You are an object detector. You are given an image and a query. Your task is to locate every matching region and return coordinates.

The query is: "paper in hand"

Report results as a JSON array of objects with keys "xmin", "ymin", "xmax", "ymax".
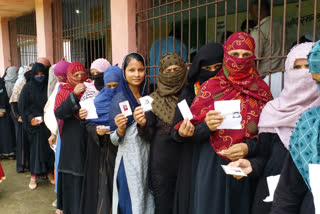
[
  {"xmin": 119, "ymin": 101, "xmax": 133, "ymax": 117},
  {"xmin": 50, "ymin": 144, "xmax": 57, "ymax": 153},
  {"xmin": 309, "ymin": 164, "xmax": 320, "ymax": 214},
  {"xmin": 79, "ymin": 98, "xmax": 98, "ymax": 119},
  {"xmin": 35, "ymin": 116, "xmax": 43, "ymax": 124},
  {"xmin": 221, "ymin": 165, "xmax": 247, "ymax": 177},
  {"xmin": 263, "ymin": 175, "xmax": 280, "ymax": 202},
  {"xmin": 214, "ymin": 100, "xmax": 242, "ymax": 129},
  {"xmin": 177, "ymin": 99, "xmax": 193, "ymax": 120},
  {"xmin": 139, "ymin": 96, "xmax": 154, "ymax": 112}
]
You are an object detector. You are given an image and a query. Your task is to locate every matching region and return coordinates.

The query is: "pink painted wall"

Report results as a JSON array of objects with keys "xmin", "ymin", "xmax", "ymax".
[
  {"xmin": 110, "ymin": 0, "xmax": 137, "ymax": 66},
  {"xmin": 0, "ymin": 17, "xmax": 11, "ymax": 77},
  {"xmin": 35, "ymin": 0, "xmax": 53, "ymax": 64}
]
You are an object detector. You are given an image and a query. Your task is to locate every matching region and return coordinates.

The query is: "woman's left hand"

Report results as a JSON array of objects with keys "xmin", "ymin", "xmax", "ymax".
[
  {"xmin": 96, "ymin": 125, "xmax": 110, "ymax": 136},
  {"xmin": 219, "ymin": 143, "xmax": 248, "ymax": 161},
  {"xmin": 79, "ymin": 108, "xmax": 88, "ymax": 120},
  {"xmin": 133, "ymin": 106, "xmax": 146, "ymax": 127}
]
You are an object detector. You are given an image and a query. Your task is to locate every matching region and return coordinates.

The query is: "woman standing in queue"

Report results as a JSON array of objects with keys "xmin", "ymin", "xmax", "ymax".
[
  {"xmin": 135, "ymin": 53, "xmax": 187, "ymax": 214},
  {"xmin": 109, "ymin": 53, "xmax": 154, "ymax": 214},
  {"xmin": 88, "ymin": 65, "xmax": 122, "ymax": 214},
  {"xmin": 171, "ymin": 43, "xmax": 224, "ymax": 214},
  {"xmin": 229, "ymin": 42, "xmax": 320, "ymax": 214},
  {"xmin": 18, "ymin": 62, "xmax": 55, "ymax": 189},
  {"xmin": 173, "ymin": 32, "xmax": 272, "ymax": 214},
  {"xmin": 54, "ymin": 62, "xmax": 88, "ymax": 214}
]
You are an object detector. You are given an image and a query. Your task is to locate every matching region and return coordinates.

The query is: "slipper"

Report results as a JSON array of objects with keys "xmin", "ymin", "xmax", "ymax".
[
  {"xmin": 29, "ymin": 177, "xmax": 37, "ymax": 190},
  {"xmin": 52, "ymin": 199, "xmax": 57, "ymax": 207}
]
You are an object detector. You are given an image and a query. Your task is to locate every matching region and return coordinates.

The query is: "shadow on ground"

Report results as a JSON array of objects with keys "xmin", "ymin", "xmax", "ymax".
[{"xmin": 0, "ymin": 160, "xmax": 56, "ymax": 214}]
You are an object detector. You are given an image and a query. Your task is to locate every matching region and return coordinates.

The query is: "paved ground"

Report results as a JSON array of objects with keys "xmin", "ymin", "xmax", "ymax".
[{"xmin": 0, "ymin": 160, "xmax": 56, "ymax": 214}]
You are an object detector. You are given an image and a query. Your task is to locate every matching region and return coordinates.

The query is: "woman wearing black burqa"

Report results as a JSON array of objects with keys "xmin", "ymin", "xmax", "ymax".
[
  {"xmin": 170, "ymin": 43, "xmax": 224, "ymax": 214},
  {"xmin": 0, "ymin": 75, "xmax": 16, "ymax": 159},
  {"xmin": 10, "ymin": 66, "xmax": 32, "ymax": 172},
  {"xmin": 18, "ymin": 62, "xmax": 54, "ymax": 189}
]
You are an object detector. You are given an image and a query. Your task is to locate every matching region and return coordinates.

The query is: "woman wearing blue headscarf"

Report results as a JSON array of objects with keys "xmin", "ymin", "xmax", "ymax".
[
  {"xmin": 79, "ymin": 66, "xmax": 121, "ymax": 214},
  {"xmin": 109, "ymin": 53, "xmax": 155, "ymax": 214},
  {"xmin": 269, "ymin": 41, "xmax": 320, "ymax": 214}
]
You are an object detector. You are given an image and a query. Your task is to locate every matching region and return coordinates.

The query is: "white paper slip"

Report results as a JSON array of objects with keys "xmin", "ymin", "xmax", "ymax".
[
  {"xmin": 79, "ymin": 98, "xmax": 98, "ymax": 119},
  {"xmin": 119, "ymin": 100, "xmax": 133, "ymax": 117},
  {"xmin": 50, "ymin": 144, "xmax": 56, "ymax": 153},
  {"xmin": 100, "ymin": 126, "xmax": 110, "ymax": 130},
  {"xmin": 214, "ymin": 100, "xmax": 242, "ymax": 129},
  {"xmin": 309, "ymin": 164, "xmax": 320, "ymax": 214},
  {"xmin": 177, "ymin": 99, "xmax": 193, "ymax": 120},
  {"xmin": 221, "ymin": 165, "xmax": 247, "ymax": 177},
  {"xmin": 263, "ymin": 175, "xmax": 281, "ymax": 202},
  {"xmin": 35, "ymin": 116, "xmax": 43, "ymax": 123},
  {"xmin": 139, "ymin": 96, "xmax": 154, "ymax": 112}
]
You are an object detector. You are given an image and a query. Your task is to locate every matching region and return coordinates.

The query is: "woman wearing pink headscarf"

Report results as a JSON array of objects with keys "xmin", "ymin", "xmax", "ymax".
[{"xmin": 229, "ymin": 42, "xmax": 320, "ymax": 214}]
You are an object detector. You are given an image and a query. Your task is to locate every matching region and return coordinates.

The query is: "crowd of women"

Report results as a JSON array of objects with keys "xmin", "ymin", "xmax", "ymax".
[{"xmin": 0, "ymin": 32, "xmax": 319, "ymax": 214}]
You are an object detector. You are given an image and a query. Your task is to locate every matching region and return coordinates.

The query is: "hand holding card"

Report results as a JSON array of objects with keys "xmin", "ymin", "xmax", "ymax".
[
  {"xmin": 177, "ymin": 99, "xmax": 193, "ymax": 120},
  {"xmin": 119, "ymin": 101, "xmax": 133, "ymax": 117},
  {"xmin": 139, "ymin": 96, "xmax": 154, "ymax": 112},
  {"xmin": 221, "ymin": 165, "xmax": 247, "ymax": 177},
  {"xmin": 214, "ymin": 100, "xmax": 242, "ymax": 129}
]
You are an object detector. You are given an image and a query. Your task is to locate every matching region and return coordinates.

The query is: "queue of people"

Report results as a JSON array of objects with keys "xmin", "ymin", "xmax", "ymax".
[{"xmin": 0, "ymin": 31, "xmax": 319, "ymax": 214}]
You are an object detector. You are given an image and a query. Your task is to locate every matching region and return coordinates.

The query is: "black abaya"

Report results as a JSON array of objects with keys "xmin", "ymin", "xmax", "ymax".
[
  {"xmin": 10, "ymin": 102, "xmax": 30, "ymax": 172},
  {"xmin": 18, "ymin": 65, "xmax": 54, "ymax": 175},
  {"xmin": 55, "ymin": 92, "xmax": 87, "ymax": 214},
  {"xmin": 0, "ymin": 79, "xmax": 16, "ymax": 156},
  {"xmin": 138, "ymin": 111, "xmax": 181, "ymax": 214}
]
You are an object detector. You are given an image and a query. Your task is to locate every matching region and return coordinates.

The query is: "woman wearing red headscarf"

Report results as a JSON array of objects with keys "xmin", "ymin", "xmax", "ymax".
[
  {"xmin": 54, "ymin": 62, "xmax": 88, "ymax": 214},
  {"xmin": 172, "ymin": 32, "xmax": 272, "ymax": 214}
]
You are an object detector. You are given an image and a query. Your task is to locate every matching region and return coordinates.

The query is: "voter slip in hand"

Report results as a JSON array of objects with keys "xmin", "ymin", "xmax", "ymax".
[
  {"xmin": 139, "ymin": 96, "xmax": 154, "ymax": 112},
  {"xmin": 119, "ymin": 101, "xmax": 133, "ymax": 117},
  {"xmin": 214, "ymin": 100, "xmax": 242, "ymax": 129},
  {"xmin": 79, "ymin": 98, "xmax": 98, "ymax": 119},
  {"xmin": 221, "ymin": 165, "xmax": 247, "ymax": 177},
  {"xmin": 177, "ymin": 99, "xmax": 193, "ymax": 120}
]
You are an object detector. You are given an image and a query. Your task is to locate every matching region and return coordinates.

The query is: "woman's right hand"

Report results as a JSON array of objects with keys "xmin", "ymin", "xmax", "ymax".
[
  {"xmin": 178, "ymin": 119, "xmax": 195, "ymax": 137},
  {"xmin": 18, "ymin": 116, "xmax": 22, "ymax": 123},
  {"xmin": 31, "ymin": 118, "xmax": 41, "ymax": 126},
  {"xmin": 133, "ymin": 106, "xmax": 146, "ymax": 127},
  {"xmin": 0, "ymin": 112, "xmax": 4, "ymax": 117},
  {"xmin": 205, "ymin": 110, "xmax": 224, "ymax": 131},
  {"xmin": 73, "ymin": 83, "xmax": 86, "ymax": 95},
  {"xmin": 114, "ymin": 113, "xmax": 128, "ymax": 137},
  {"xmin": 228, "ymin": 159, "xmax": 253, "ymax": 180}
]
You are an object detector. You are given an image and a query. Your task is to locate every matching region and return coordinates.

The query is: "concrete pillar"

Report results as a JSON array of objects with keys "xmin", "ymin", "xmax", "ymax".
[
  {"xmin": 110, "ymin": 0, "xmax": 137, "ymax": 65},
  {"xmin": 35, "ymin": 0, "xmax": 54, "ymax": 64},
  {"xmin": 0, "ymin": 17, "xmax": 11, "ymax": 77}
]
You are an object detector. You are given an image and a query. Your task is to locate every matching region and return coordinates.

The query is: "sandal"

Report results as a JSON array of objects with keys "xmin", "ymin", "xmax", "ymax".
[
  {"xmin": 29, "ymin": 177, "xmax": 37, "ymax": 190},
  {"xmin": 48, "ymin": 172, "xmax": 55, "ymax": 185},
  {"xmin": 52, "ymin": 199, "xmax": 57, "ymax": 207}
]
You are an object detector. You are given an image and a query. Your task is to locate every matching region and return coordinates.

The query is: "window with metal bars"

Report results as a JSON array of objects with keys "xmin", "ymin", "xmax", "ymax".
[
  {"xmin": 52, "ymin": 0, "xmax": 112, "ymax": 74},
  {"xmin": 9, "ymin": 11, "xmax": 37, "ymax": 68},
  {"xmin": 136, "ymin": 0, "xmax": 319, "ymax": 93}
]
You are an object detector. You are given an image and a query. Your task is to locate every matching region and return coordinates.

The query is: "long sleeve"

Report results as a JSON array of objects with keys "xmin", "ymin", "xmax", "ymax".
[
  {"xmin": 10, "ymin": 102, "xmax": 20, "ymax": 120},
  {"xmin": 248, "ymin": 133, "xmax": 275, "ymax": 177},
  {"xmin": 270, "ymin": 154, "xmax": 310, "ymax": 214},
  {"xmin": 55, "ymin": 93, "xmax": 80, "ymax": 120},
  {"xmin": 137, "ymin": 111, "xmax": 157, "ymax": 142},
  {"xmin": 171, "ymin": 122, "xmax": 213, "ymax": 144},
  {"xmin": 18, "ymin": 84, "xmax": 34, "ymax": 123}
]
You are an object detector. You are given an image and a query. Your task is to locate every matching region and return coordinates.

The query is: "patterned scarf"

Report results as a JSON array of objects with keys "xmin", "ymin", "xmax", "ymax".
[
  {"xmin": 175, "ymin": 32, "xmax": 272, "ymax": 160},
  {"xmin": 290, "ymin": 41, "xmax": 320, "ymax": 190},
  {"xmin": 150, "ymin": 53, "xmax": 187, "ymax": 125},
  {"xmin": 54, "ymin": 62, "xmax": 87, "ymax": 133}
]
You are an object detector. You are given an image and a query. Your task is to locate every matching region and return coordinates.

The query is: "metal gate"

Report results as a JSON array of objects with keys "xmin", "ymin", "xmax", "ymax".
[
  {"xmin": 52, "ymin": 0, "xmax": 112, "ymax": 70},
  {"xmin": 136, "ymin": 0, "xmax": 319, "ymax": 91}
]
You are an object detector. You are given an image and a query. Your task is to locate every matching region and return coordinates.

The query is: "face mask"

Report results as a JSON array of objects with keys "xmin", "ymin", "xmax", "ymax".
[
  {"xmin": 93, "ymin": 73, "xmax": 104, "ymax": 91},
  {"xmin": 34, "ymin": 75, "xmax": 45, "ymax": 83},
  {"xmin": 198, "ymin": 68, "xmax": 220, "ymax": 85}
]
